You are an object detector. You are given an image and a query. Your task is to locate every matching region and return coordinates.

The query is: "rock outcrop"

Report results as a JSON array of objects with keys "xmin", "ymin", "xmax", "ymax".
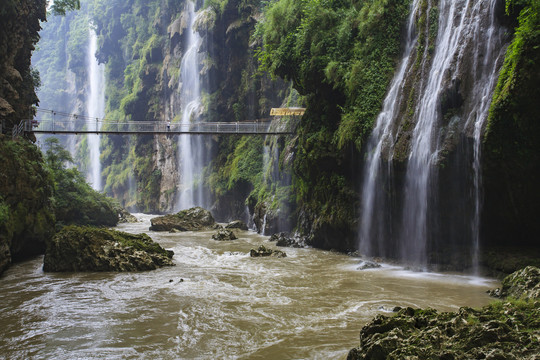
[
  {"xmin": 250, "ymin": 245, "xmax": 287, "ymax": 258},
  {"xmin": 225, "ymin": 220, "xmax": 248, "ymax": 231},
  {"xmin": 488, "ymin": 265, "xmax": 540, "ymax": 300},
  {"xmin": 43, "ymin": 226, "xmax": 174, "ymax": 272},
  {"xmin": 149, "ymin": 207, "xmax": 216, "ymax": 232},
  {"xmin": 269, "ymin": 232, "xmax": 305, "ymax": 248},
  {"xmin": 212, "ymin": 228, "xmax": 237, "ymax": 241},
  {"xmin": 347, "ymin": 267, "xmax": 540, "ymax": 360}
]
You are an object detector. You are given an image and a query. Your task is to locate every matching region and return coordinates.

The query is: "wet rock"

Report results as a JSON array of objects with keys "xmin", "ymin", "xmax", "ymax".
[
  {"xmin": 347, "ymin": 267, "xmax": 540, "ymax": 360},
  {"xmin": 488, "ymin": 266, "xmax": 540, "ymax": 300},
  {"xmin": 225, "ymin": 220, "xmax": 248, "ymax": 231},
  {"xmin": 117, "ymin": 207, "xmax": 138, "ymax": 223},
  {"xmin": 357, "ymin": 260, "xmax": 382, "ymax": 270},
  {"xmin": 269, "ymin": 232, "xmax": 305, "ymax": 248},
  {"xmin": 43, "ymin": 226, "xmax": 174, "ymax": 272},
  {"xmin": 149, "ymin": 207, "xmax": 216, "ymax": 232},
  {"xmin": 250, "ymin": 245, "xmax": 287, "ymax": 258},
  {"xmin": 212, "ymin": 228, "xmax": 238, "ymax": 241}
]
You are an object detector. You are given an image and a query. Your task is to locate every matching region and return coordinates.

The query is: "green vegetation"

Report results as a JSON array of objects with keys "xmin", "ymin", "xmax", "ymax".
[
  {"xmin": 44, "ymin": 137, "xmax": 118, "ymax": 227},
  {"xmin": 483, "ymin": 0, "xmax": 540, "ymax": 244},
  {"xmin": 0, "ymin": 136, "xmax": 55, "ymax": 264},
  {"xmin": 255, "ymin": 0, "xmax": 410, "ymax": 244},
  {"xmin": 50, "ymin": 0, "xmax": 81, "ymax": 16}
]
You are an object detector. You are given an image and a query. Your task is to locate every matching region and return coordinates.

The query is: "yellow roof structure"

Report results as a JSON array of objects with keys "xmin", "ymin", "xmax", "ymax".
[{"xmin": 270, "ymin": 107, "xmax": 306, "ymax": 116}]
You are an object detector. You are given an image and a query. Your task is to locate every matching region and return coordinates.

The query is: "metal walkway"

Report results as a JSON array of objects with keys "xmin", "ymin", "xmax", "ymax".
[{"xmin": 11, "ymin": 108, "xmax": 304, "ymax": 139}]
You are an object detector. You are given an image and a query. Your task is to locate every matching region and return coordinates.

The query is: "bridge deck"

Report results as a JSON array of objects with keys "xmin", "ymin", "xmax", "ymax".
[{"xmin": 23, "ymin": 119, "xmax": 294, "ymax": 136}]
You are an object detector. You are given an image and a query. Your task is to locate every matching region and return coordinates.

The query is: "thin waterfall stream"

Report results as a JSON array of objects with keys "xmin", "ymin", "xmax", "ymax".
[
  {"xmin": 86, "ymin": 27, "xmax": 105, "ymax": 191},
  {"xmin": 176, "ymin": 0, "xmax": 205, "ymax": 210}
]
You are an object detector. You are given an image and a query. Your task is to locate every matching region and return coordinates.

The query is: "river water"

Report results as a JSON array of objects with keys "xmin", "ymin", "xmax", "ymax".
[{"xmin": 0, "ymin": 214, "xmax": 498, "ymax": 359}]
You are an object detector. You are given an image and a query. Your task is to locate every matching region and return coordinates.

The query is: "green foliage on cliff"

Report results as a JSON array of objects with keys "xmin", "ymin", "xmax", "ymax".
[
  {"xmin": 207, "ymin": 136, "xmax": 263, "ymax": 197},
  {"xmin": 483, "ymin": 0, "xmax": 540, "ymax": 243},
  {"xmin": 257, "ymin": 0, "xmax": 410, "ymax": 244},
  {"xmin": 0, "ymin": 136, "xmax": 55, "ymax": 261},
  {"xmin": 44, "ymin": 137, "xmax": 118, "ymax": 227},
  {"xmin": 258, "ymin": 0, "xmax": 410, "ymax": 149}
]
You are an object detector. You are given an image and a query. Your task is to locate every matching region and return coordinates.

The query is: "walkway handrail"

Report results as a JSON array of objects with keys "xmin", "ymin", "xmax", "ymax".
[
  {"xmin": 12, "ymin": 120, "xmax": 25, "ymax": 140},
  {"xmin": 23, "ymin": 118, "xmax": 294, "ymax": 135}
]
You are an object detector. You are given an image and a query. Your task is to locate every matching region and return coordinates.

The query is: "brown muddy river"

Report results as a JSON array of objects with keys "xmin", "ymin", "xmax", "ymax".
[{"xmin": 0, "ymin": 214, "xmax": 498, "ymax": 359}]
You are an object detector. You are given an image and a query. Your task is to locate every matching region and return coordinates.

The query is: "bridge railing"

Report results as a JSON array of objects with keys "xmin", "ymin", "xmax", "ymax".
[
  {"xmin": 24, "ymin": 119, "xmax": 289, "ymax": 134},
  {"xmin": 25, "ymin": 119, "xmax": 296, "ymax": 134}
]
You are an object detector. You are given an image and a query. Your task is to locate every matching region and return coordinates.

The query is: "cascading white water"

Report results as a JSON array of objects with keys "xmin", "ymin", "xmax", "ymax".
[
  {"xmin": 359, "ymin": 0, "xmax": 507, "ymax": 269},
  {"xmin": 464, "ymin": 0, "xmax": 507, "ymax": 273},
  {"xmin": 177, "ymin": 1, "xmax": 204, "ymax": 210},
  {"xmin": 359, "ymin": 0, "xmax": 421, "ymax": 258},
  {"xmin": 400, "ymin": 0, "xmax": 473, "ymax": 266},
  {"xmin": 86, "ymin": 28, "xmax": 105, "ymax": 191}
]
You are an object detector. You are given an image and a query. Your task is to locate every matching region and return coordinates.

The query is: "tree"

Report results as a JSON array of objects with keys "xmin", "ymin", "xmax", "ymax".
[{"xmin": 50, "ymin": 0, "xmax": 80, "ymax": 16}]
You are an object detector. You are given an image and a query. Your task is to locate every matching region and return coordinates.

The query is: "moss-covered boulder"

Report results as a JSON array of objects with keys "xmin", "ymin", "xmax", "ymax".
[
  {"xmin": 149, "ymin": 207, "xmax": 216, "ymax": 232},
  {"xmin": 489, "ymin": 266, "xmax": 540, "ymax": 300},
  {"xmin": 347, "ymin": 267, "xmax": 540, "ymax": 360},
  {"xmin": 43, "ymin": 226, "xmax": 174, "ymax": 272}
]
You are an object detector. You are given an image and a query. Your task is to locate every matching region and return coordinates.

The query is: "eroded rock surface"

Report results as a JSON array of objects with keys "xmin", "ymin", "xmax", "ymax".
[{"xmin": 347, "ymin": 267, "xmax": 540, "ymax": 360}]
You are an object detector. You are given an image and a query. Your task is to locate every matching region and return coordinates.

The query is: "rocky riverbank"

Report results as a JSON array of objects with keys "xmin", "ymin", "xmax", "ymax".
[
  {"xmin": 43, "ymin": 226, "xmax": 174, "ymax": 272},
  {"xmin": 347, "ymin": 266, "xmax": 540, "ymax": 360}
]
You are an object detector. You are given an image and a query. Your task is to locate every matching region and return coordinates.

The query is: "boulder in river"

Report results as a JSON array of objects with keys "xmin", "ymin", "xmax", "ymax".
[
  {"xmin": 225, "ymin": 220, "xmax": 248, "ymax": 231},
  {"xmin": 269, "ymin": 232, "xmax": 305, "ymax": 248},
  {"xmin": 117, "ymin": 207, "xmax": 138, "ymax": 223},
  {"xmin": 250, "ymin": 245, "xmax": 287, "ymax": 258},
  {"xmin": 347, "ymin": 266, "xmax": 540, "ymax": 360},
  {"xmin": 43, "ymin": 226, "xmax": 174, "ymax": 272},
  {"xmin": 212, "ymin": 228, "xmax": 238, "ymax": 241},
  {"xmin": 356, "ymin": 260, "xmax": 381, "ymax": 270},
  {"xmin": 149, "ymin": 207, "xmax": 216, "ymax": 232}
]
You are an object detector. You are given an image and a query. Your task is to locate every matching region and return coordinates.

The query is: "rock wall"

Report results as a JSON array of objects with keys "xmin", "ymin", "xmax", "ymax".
[
  {"xmin": 0, "ymin": 137, "xmax": 55, "ymax": 275},
  {"xmin": 0, "ymin": 0, "xmax": 46, "ymax": 132}
]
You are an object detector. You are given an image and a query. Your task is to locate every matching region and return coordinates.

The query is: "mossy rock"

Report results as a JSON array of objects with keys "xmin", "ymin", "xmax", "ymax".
[
  {"xmin": 43, "ymin": 226, "xmax": 174, "ymax": 272},
  {"xmin": 348, "ymin": 268, "xmax": 540, "ymax": 360},
  {"xmin": 149, "ymin": 207, "xmax": 216, "ymax": 232},
  {"xmin": 489, "ymin": 266, "xmax": 540, "ymax": 300}
]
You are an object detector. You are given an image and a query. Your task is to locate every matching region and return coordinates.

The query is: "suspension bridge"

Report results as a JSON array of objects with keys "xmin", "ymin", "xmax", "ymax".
[{"xmin": 12, "ymin": 107, "xmax": 305, "ymax": 139}]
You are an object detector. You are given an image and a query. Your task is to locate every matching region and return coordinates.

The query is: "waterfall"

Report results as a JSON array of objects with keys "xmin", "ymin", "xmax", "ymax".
[
  {"xmin": 86, "ymin": 28, "xmax": 105, "ymax": 191},
  {"xmin": 359, "ymin": 0, "xmax": 421, "ymax": 258},
  {"xmin": 465, "ymin": 0, "xmax": 507, "ymax": 273},
  {"xmin": 177, "ymin": 1, "xmax": 204, "ymax": 210},
  {"xmin": 359, "ymin": 0, "xmax": 507, "ymax": 269}
]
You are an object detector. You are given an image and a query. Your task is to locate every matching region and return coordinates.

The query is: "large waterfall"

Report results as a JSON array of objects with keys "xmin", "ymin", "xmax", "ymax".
[
  {"xmin": 176, "ymin": 1, "xmax": 205, "ymax": 210},
  {"xmin": 86, "ymin": 28, "xmax": 105, "ymax": 191},
  {"xmin": 359, "ymin": 0, "xmax": 507, "ymax": 269}
]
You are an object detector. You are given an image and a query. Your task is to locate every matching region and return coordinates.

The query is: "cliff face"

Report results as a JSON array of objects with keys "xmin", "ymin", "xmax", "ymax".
[
  {"xmin": 0, "ymin": 137, "xmax": 55, "ymax": 275},
  {"xmin": 0, "ymin": 0, "xmax": 52, "ymax": 275},
  {"xmin": 0, "ymin": 0, "xmax": 46, "ymax": 132}
]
